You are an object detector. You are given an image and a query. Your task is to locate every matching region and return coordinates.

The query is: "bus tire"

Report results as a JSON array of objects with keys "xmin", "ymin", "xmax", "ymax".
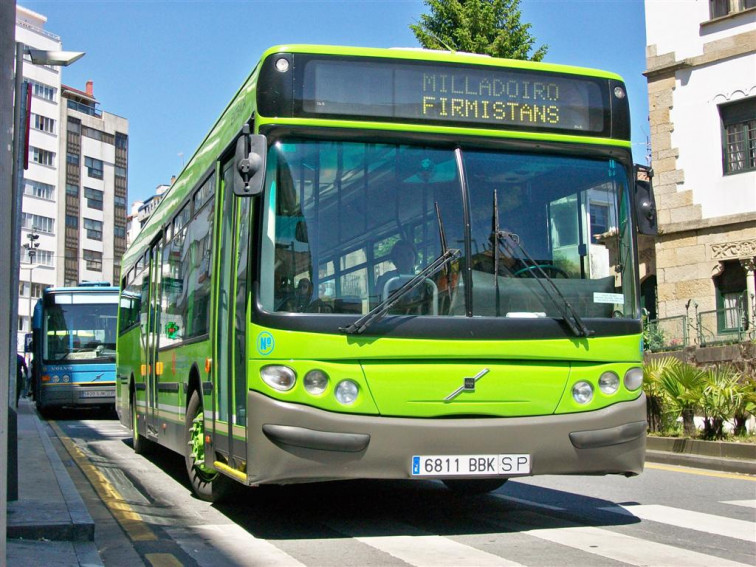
[
  {"xmin": 442, "ymin": 478, "xmax": 508, "ymax": 494},
  {"xmin": 185, "ymin": 390, "xmax": 230, "ymax": 502},
  {"xmin": 131, "ymin": 392, "xmax": 150, "ymax": 455}
]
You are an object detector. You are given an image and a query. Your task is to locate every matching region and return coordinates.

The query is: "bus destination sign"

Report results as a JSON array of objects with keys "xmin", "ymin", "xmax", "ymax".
[{"xmin": 302, "ymin": 59, "xmax": 607, "ymax": 134}]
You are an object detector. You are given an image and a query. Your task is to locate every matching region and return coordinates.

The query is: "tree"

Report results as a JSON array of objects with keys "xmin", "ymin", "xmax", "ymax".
[{"xmin": 410, "ymin": 0, "xmax": 548, "ymax": 61}]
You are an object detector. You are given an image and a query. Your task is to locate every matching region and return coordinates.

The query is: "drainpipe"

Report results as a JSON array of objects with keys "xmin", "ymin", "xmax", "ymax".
[{"xmin": 741, "ymin": 259, "xmax": 756, "ymax": 335}]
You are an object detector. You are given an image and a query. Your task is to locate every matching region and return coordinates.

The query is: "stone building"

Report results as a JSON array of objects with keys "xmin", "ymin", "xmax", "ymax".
[{"xmin": 644, "ymin": 0, "xmax": 755, "ymax": 345}]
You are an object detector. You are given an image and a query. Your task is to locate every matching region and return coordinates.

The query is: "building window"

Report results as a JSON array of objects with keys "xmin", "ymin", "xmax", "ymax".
[
  {"xmin": 83, "ymin": 249, "xmax": 103, "ymax": 272},
  {"xmin": 66, "ymin": 152, "xmax": 79, "ymax": 165},
  {"xmin": 18, "ymin": 316, "xmax": 29, "ymax": 333},
  {"xmin": 720, "ymin": 98, "xmax": 756, "ymax": 174},
  {"xmin": 31, "ymin": 113, "xmax": 56, "ymax": 135},
  {"xmin": 115, "ymin": 166, "xmax": 127, "ymax": 178},
  {"xmin": 116, "ymin": 132, "xmax": 128, "ymax": 149},
  {"xmin": 30, "ymin": 147, "xmax": 55, "ymax": 167},
  {"xmin": 67, "ymin": 117, "xmax": 81, "ymax": 134},
  {"xmin": 114, "ymin": 225, "xmax": 126, "ymax": 238},
  {"xmin": 21, "ymin": 248, "xmax": 53, "ymax": 266},
  {"xmin": 84, "ymin": 218, "xmax": 103, "ymax": 241},
  {"xmin": 31, "ymin": 283, "xmax": 45, "ymax": 298},
  {"xmin": 710, "ymin": 0, "xmax": 755, "ymax": 18},
  {"xmin": 82, "ymin": 126, "xmax": 114, "ymax": 145},
  {"xmin": 66, "ymin": 183, "xmax": 79, "ymax": 197},
  {"xmin": 21, "ymin": 213, "xmax": 54, "ymax": 234},
  {"xmin": 114, "ymin": 195, "xmax": 127, "ymax": 209},
  {"xmin": 23, "ymin": 179, "xmax": 54, "ymax": 201},
  {"xmin": 714, "ymin": 261, "xmax": 747, "ymax": 332},
  {"xmin": 29, "ymin": 80, "xmax": 56, "ymax": 102},
  {"xmin": 84, "ymin": 156, "xmax": 104, "ymax": 179},
  {"xmin": 84, "ymin": 187, "xmax": 104, "ymax": 210},
  {"xmin": 65, "ymin": 215, "xmax": 79, "ymax": 228}
]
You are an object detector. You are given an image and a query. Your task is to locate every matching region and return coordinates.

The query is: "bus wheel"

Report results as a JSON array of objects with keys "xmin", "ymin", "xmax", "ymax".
[
  {"xmin": 185, "ymin": 391, "xmax": 230, "ymax": 502},
  {"xmin": 442, "ymin": 478, "xmax": 508, "ymax": 494},
  {"xmin": 131, "ymin": 392, "xmax": 150, "ymax": 455}
]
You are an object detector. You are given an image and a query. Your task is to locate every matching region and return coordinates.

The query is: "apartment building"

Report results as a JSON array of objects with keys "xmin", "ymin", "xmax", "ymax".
[
  {"xmin": 58, "ymin": 81, "xmax": 129, "ymax": 287},
  {"xmin": 15, "ymin": 6, "xmax": 63, "ymax": 345},
  {"xmin": 644, "ymin": 0, "xmax": 755, "ymax": 345},
  {"xmin": 15, "ymin": 5, "xmax": 129, "ymax": 352}
]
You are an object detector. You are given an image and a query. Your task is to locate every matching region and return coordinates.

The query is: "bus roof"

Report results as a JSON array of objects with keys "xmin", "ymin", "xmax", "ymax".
[
  {"xmin": 262, "ymin": 45, "xmax": 625, "ymax": 81},
  {"xmin": 45, "ymin": 285, "xmax": 119, "ymax": 294}
]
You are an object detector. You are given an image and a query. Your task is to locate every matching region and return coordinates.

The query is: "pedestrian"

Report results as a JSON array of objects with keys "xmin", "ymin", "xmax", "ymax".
[{"xmin": 16, "ymin": 353, "xmax": 28, "ymax": 405}]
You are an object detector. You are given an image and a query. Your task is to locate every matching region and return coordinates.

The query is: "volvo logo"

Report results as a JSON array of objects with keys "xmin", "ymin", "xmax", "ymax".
[{"xmin": 445, "ymin": 368, "xmax": 489, "ymax": 401}]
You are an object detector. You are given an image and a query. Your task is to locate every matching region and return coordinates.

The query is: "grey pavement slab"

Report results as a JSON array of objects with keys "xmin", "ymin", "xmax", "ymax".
[{"xmin": 5, "ymin": 398, "xmax": 101, "ymax": 566}]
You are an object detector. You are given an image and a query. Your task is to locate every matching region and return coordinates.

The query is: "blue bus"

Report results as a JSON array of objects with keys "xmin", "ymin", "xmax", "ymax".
[{"xmin": 30, "ymin": 282, "xmax": 119, "ymax": 413}]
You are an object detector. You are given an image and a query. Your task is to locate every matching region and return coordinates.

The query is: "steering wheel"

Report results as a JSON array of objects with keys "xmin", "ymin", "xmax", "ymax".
[
  {"xmin": 513, "ymin": 264, "xmax": 570, "ymax": 278},
  {"xmin": 304, "ymin": 299, "xmax": 333, "ymax": 313}
]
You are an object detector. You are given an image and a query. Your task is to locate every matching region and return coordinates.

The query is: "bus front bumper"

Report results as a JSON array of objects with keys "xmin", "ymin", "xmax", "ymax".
[
  {"xmin": 243, "ymin": 391, "xmax": 647, "ymax": 485},
  {"xmin": 39, "ymin": 384, "xmax": 115, "ymax": 409}
]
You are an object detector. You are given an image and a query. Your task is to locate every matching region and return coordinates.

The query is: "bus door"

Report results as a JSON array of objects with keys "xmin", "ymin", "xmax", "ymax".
[
  {"xmin": 144, "ymin": 240, "xmax": 163, "ymax": 438},
  {"xmin": 212, "ymin": 159, "xmax": 251, "ymax": 477}
]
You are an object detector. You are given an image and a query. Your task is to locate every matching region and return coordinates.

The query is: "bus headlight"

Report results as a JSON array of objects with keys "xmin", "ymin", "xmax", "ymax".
[
  {"xmin": 598, "ymin": 371, "xmax": 619, "ymax": 395},
  {"xmin": 624, "ymin": 367, "xmax": 643, "ymax": 391},
  {"xmin": 304, "ymin": 370, "xmax": 329, "ymax": 395},
  {"xmin": 572, "ymin": 381, "xmax": 593, "ymax": 404},
  {"xmin": 260, "ymin": 365, "xmax": 296, "ymax": 392},
  {"xmin": 334, "ymin": 380, "xmax": 359, "ymax": 405}
]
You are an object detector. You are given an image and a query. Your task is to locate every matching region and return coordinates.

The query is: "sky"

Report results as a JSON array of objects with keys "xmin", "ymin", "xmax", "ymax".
[{"xmin": 20, "ymin": 0, "xmax": 651, "ymax": 204}]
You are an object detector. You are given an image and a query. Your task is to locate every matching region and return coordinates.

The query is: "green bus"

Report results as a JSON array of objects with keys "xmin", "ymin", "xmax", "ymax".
[{"xmin": 116, "ymin": 45, "xmax": 657, "ymax": 501}]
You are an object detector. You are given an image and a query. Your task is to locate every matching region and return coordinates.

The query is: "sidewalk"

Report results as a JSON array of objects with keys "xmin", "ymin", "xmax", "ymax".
[{"xmin": 6, "ymin": 398, "xmax": 102, "ymax": 566}]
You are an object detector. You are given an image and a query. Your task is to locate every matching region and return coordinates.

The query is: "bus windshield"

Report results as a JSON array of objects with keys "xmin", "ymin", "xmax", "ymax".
[
  {"xmin": 260, "ymin": 140, "xmax": 636, "ymax": 323},
  {"xmin": 43, "ymin": 294, "xmax": 119, "ymax": 362}
]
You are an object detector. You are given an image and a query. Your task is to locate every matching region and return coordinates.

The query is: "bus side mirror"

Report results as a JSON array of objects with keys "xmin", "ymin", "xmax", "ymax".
[
  {"xmin": 634, "ymin": 165, "xmax": 657, "ymax": 235},
  {"xmin": 233, "ymin": 133, "xmax": 267, "ymax": 197}
]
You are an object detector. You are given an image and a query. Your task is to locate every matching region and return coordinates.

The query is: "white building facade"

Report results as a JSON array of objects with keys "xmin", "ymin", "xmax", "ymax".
[
  {"xmin": 15, "ymin": 5, "xmax": 129, "ymax": 353},
  {"xmin": 644, "ymin": 0, "xmax": 755, "ymax": 344},
  {"xmin": 15, "ymin": 6, "xmax": 63, "ymax": 347}
]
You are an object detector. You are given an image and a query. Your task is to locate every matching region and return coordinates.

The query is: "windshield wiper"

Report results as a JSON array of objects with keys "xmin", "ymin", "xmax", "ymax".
[
  {"xmin": 490, "ymin": 190, "xmax": 593, "ymax": 338},
  {"xmin": 340, "ymin": 248, "xmax": 461, "ymax": 335}
]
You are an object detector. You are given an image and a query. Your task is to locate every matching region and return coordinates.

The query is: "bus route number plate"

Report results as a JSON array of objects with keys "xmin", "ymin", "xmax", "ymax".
[{"xmin": 411, "ymin": 454, "xmax": 530, "ymax": 476}]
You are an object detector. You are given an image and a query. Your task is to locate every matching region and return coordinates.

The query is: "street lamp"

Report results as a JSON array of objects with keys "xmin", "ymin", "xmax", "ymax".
[{"xmin": 22, "ymin": 228, "xmax": 39, "ymax": 334}]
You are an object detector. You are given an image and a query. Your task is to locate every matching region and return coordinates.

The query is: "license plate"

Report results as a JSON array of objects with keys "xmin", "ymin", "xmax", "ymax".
[
  {"xmin": 81, "ymin": 390, "xmax": 111, "ymax": 398},
  {"xmin": 411, "ymin": 454, "xmax": 530, "ymax": 476}
]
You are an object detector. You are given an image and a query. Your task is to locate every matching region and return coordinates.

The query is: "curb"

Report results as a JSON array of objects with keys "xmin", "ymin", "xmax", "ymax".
[
  {"xmin": 645, "ymin": 436, "xmax": 756, "ymax": 476},
  {"xmin": 6, "ymin": 404, "xmax": 95, "ymax": 542},
  {"xmin": 645, "ymin": 450, "xmax": 756, "ymax": 475}
]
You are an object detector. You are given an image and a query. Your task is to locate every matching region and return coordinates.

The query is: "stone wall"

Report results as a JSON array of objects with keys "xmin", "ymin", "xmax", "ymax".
[{"xmin": 645, "ymin": 341, "xmax": 756, "ymax": 377}]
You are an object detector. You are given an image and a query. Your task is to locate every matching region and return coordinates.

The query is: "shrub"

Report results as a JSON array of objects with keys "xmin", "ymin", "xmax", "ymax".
[
  {"xmin": 644, "ymin": 357, "xmax": 679, "ymax": 433},
  {"xmin": 733, "ymin": 375, "xmax": 756, "ymax": 437},
  {"xmin": 700, "ymin": 364, "xmax": 742, "ymax": 440},
  {"xmin": 659, "ymin": 362, "xmax": 706, "ymax": 437}
]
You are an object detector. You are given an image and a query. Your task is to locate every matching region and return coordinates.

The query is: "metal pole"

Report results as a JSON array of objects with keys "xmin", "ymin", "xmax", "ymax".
[
  {"xmin": 6, "ymin": 40, "xmax": 26, "ymax": 503},
  {"xmin": 1, "ymin": 2, "xmax": 19, "ymax": 553}
]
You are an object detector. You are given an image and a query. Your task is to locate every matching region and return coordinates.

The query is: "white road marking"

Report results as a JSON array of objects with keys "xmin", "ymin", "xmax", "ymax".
[
  {"xmin": 328, "ymin": 519, "xmax": 524, "ymax": 567},
  {"xmin": 723, "ymin": 500, "xmax": 756, "ymax": 509},
  {"xmin": 524, "ymin": 524, "xmax": 752, "ymax": 567},
  {"xmin": 601, "ymin": 503, "xmax": 756, "ymax": 542}
]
